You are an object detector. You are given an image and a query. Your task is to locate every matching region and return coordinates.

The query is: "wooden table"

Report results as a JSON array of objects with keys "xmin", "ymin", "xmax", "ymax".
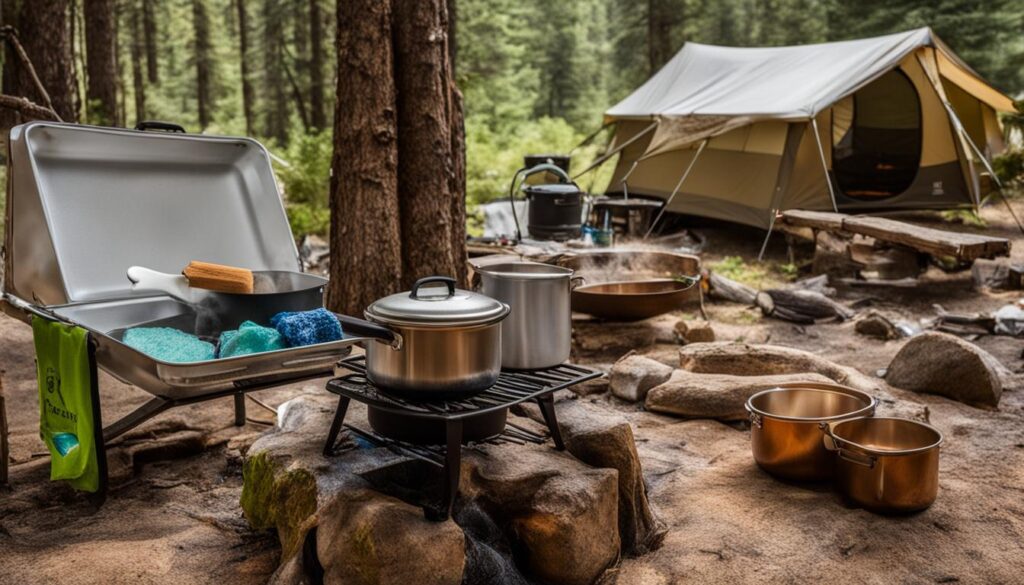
[{"xmin": 780, "ymin": 210, "xmax": 1011, "ymax": 262}]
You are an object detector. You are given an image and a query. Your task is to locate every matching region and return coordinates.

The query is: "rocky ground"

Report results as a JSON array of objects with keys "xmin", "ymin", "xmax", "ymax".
[{"xmin": 1, "ymin": 201, "xmax": 1023, "ymax": 584}]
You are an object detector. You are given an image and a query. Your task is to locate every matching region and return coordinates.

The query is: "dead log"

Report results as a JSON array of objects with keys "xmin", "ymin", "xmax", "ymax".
[
  {"xmin": 709, "ymin": 270, "xmax": 853, "ymax": 324},
  {"xmin": 707, "ymin": 271, "xmax": 757, "ymax": 305}
]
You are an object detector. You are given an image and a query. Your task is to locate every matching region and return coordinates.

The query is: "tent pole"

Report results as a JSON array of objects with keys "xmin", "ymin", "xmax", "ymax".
[
  {"xmin": 757, "ymin": 210, "xmax": 778, "ymax": 262},
  {"xmin": 940, "ymin": 101, "xmax": 1024, "ymax": 235},
  {"xmin": 572, "ymin": 121, "xmax": 658, "ymax": 180},
  {"xmin": 810, "ymin": 118, "xmax": 839, "ymax": 212},
  {"xmin": 643, "ymin": 139, "xmax": 708, "ymax": 239}
]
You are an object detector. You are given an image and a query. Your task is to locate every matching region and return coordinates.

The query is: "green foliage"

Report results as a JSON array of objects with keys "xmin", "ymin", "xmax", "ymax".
[
  {"xmin": 709, "ymin": 255, "xmax": 792, "ymax": 288},
  {"xmin": 994, "ymin": 149, "xmax": 1024, "ymax": 188},
  {"xmin": 940, "ymin": 209, "xmax": 988, "ymax": 227},
  {"xmin": 275, "ymin": 131, "xmax": 333, "ymax": 236}
]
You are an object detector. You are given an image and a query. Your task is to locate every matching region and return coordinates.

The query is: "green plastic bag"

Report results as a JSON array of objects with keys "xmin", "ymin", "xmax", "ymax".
[{"xmin": 32, "ymin": 317, "xmax": 101, "ymax": 493}]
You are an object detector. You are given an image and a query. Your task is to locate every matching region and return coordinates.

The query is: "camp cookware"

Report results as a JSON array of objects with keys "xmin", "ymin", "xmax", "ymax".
[
  {"xmin": 2, "ymin": 121, "xmax": 371, "ymax": 400},
  {"xmin": 363, "ymin": 276, "xmax": 510, "ymax": 395},
  {"xmin": 745, "ymin": 383, "xmax": 877, "ymax": 481},
  {"xmin": 476, "ymin": 262, "xmax": 581, "ymax": 369},
  {"xmin": 570, "ymin": 277, "xmax": 699, "ymax": 321},
  {"xmin": 127, "ymin": 265, "xmax": 327, "ymax": 334},
  {"xmin": 822, "ymin": 417, "xmax": 943, "ymax": 513},
  {"xmin": 508, "ymin": 163, "xmax": 585, "ymax": 242}
]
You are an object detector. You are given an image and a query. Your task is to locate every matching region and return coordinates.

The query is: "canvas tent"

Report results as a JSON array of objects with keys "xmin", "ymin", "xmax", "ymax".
[{"xmin": 590, "ymin": 28, "xmax": 1016, "ymax": 229}]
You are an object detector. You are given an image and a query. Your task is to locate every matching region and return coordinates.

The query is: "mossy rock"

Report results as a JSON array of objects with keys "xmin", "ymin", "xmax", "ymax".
[{"xmin": 241, "ymin": 450, "xmax": 318, "ymax": 558}]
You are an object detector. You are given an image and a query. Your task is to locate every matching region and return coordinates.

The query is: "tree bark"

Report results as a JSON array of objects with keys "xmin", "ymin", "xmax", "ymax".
[
  {"xmin": 84, "ymin": 0, "xmax": 119, "ymax": 125},
  {"xmin": 143, "ymin": 0, "xmax": 158, "ymax": 84},
  {"xmin": 2, "ymin": 0, "xmax": 79, "ymax": 127},
  {"xmin": 130, "ymin": 1, "xmax": 146, "ymax": 124},
  {"xmin": 263, "ymin": 0, "xmax": 288, "ymax": 144},
  {"xmin": 235, "ymin": 0, "xmax": 255, "ymax": 136},
  {"xmin": 308, "ymin": 0, "xmax": 326, "ymax": 129},
  {"xmin": 327, "ymin": 0, "xmax": 403, "ymax": 315},
  {"xmin": 393, "ymin": 0, "xmax": 467, "ymax": 287},
  {"xmin": 647, "ymin": 0, "xmax": 677, "ymax": 75},
  {"xmin": 193, "ymin": 0, "xmax": 213, "ymax": 129}
]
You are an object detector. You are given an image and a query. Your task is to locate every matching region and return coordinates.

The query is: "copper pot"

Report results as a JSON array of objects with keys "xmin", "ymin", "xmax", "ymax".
[
  {"xmin": 822, "ymin": 417, "xmax": 943, "ymax": 513},
  {"xmin": 745, "ymin": 383, "xmax": 876, "ymax": 481}
]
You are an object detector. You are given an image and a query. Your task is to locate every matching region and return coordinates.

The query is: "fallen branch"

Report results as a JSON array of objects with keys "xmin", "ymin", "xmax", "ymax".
[
  {"xmin": 0, "ymin": 94, "xmax": 61, "ymax": 121},
  {"xmin": 708, "ymin": 270, "xmax": 853, "ymax": 324}
]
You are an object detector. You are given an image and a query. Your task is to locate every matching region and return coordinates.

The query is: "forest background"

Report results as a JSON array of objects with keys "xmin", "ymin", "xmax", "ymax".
[{"xmin": 3, "ymin": 0, "xmax": 1023, "ymax": 237}]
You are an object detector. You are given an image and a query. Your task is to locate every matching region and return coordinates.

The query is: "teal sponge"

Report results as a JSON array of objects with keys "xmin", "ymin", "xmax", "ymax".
[
  {"xmin": 124, "ymin": 327, "xmax": 216, "ymax": 363},
  {"xmin": 218, "ymin": 321, "xmax": 285, "ymax": 358}
]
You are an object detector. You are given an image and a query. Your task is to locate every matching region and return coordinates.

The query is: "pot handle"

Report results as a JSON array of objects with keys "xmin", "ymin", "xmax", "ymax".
[
  {"xmin": 134, "ymin": 120, "xmax": 187, "ymax": 133},
  {"xmin": 745, "ymin": 402, "xmax": 762, "ymax": 428},
  {"xmin": 570, "ymin": 275, "xmax": 586, "ymax": 290},
  {"xmin": 820, "ymin": 422, "xmax": 876, "ymax": 469},
  {"xmin": 335, "ymin": 314, "xmax": 402, "ymax": 349},
  {"xmin": 410, "ymin": 276, "xmax": 456, "ymax": 300}
]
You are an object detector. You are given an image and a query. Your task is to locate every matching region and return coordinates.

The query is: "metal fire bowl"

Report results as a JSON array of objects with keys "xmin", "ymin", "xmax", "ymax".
[
  {"xmin": 570, "ymin": 279, "xmax": 697, "ymax": 321},
  {"xmin": 367, "ymin": 406, "xmax": 508, "ymax": 445}
]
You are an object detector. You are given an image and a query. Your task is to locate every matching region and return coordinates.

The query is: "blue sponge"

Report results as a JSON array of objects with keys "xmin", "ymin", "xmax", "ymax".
[
  {"xmin": 218, "ymin": 321, "xmax": 286, "ymax": 358},
  {"xmin": 124, "ymin": 327, "xmax": 216, "ymax": 363},
  {"xmin": 271, "ymin": 308, "xmax": 343, "ymax": 347}
]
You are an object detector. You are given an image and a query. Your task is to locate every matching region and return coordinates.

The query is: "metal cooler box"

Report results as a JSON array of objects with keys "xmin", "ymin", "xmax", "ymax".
[{"xmin": 2, "ymin": 122, "xmax": 370, "ymax": 452}]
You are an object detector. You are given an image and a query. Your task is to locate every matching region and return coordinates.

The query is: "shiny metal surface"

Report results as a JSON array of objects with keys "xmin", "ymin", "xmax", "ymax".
[
  {"xmin": 365, "ymin": 276, "xmax": 508, "ymax": 328},
  {"xmin": 478, "ymin": 262, "xmax": 575, "ymax": 370},
  {"xmin": 6, "ymin": 122, "xmax": 301, "ymax": 305},
  {"xmin": 745, "ymin": 383, "xmax": 877, "ymax": 481},
  {"xmin": 0, "ymin": 295, "xmax": 369, "ymax": 400},
  {"xmin": 824, "ymin": 417, "xmax": 942, "ymax": 513},
  {"xmin": 364, "ymin": 321, "xmax": 503, "ymax": 395},
  {"xmin": 570, "ymin": 279, "xmax": 697, "ymax": 321}
]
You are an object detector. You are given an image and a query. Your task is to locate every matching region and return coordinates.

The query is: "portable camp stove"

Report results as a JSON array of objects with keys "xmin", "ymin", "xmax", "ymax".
[{"xmin": 323, "ymin": 355, "xmax": 602, "ymax": 520}]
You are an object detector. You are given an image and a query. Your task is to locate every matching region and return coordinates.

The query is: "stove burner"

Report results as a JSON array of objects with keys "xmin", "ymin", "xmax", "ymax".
[{"xmin": 323, "ymin": 355, "xmax": 602, "ymax": 520}]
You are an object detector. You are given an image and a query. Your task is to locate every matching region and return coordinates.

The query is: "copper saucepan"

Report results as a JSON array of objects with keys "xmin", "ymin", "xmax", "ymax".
[{"xmin": 822, "ymin": 417, "xmax": 943, "ymax": 513}]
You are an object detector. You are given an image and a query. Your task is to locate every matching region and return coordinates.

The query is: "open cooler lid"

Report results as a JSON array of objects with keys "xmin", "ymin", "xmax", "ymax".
[{"xmin": 4, "ymin": 122, "xmax": 303, "ymax": 306}]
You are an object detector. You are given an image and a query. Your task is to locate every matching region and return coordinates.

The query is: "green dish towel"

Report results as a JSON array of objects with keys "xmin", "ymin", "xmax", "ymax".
[
  {"xmin": 32, "ymin": 317, "xmax": 101, "ymax": 493},
  {"xmin": 218, "ymin": 320, "xmax": 285, "ymax": 358}
]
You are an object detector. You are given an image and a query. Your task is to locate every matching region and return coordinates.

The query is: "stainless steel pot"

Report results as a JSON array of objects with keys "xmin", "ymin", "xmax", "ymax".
[
  {"xmin": 363, "ymin": 276, "xmax": 510, "ymax": 395},
  {"xmin": 823, "ymin": 417, "xmax": 943, "ymax": 513},
  {"xmin": 477, "ymin": 262, "xmax": 580, "ymax": 370},
  {"xmin": 745, "ymin": 383, "xmax": 877, "ymax": 481}
]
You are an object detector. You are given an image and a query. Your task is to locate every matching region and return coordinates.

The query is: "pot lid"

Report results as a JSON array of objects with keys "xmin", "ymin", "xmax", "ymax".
[
  {"xmin": 5, "ymin": 122, "xmax": 301, "ymax": 306},
  {"xmin": 366, "ymin": 276, "xmax": 509, "ymax": 327},
  {"xmin": 522, "ymin": 183, "xmax": 581, "ymax": 196}
]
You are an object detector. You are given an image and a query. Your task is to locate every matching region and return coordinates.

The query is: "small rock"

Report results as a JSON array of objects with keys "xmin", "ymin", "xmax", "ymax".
[
  {"xmin": 675, "ymin": 320, "xmax": 716, "ymax": 344},
  {"xmin": 645, "ymin": 370, "xmax": 834, "ymax": 421},
  {"xmin": 854, "ymin": 310, "xmax": 898, "ymax": 340},
  {"xmin": 573, "ymin": 321, "xmax": 657, "ymax": 358},
  {"xmin": 971, "ymin": 258, "xmax": 1022, "ymax": 290},
  {"xmin": 610, "ymin": 354, "xmax": 674, "ymax": 402},
  {"xmin": 886, "ymin": 332, "xmax": 1005, "ymax": 407}
]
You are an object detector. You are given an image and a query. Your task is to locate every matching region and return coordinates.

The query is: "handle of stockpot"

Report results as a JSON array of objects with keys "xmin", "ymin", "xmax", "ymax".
[
  {"xmin": 334, "ymin": 314, "xmax": 401, "ymax": 349},
  {"xmin": 134, "ymin": 120, "xmax": 186, "ymax": 133},
  {"xmin": 522, "ymin": 163, "xmax": 572, "ymax": 184},
  {"xmin": 745, "ymin": 402, "xmax": 762, "ymax": 429},
  {"xmin": 570, "ymin": 276, "xmax": 586, "ymax": 290},
  {"xmin": 409, "ymin": 276, "xmax": 456, "ymax": 300}
]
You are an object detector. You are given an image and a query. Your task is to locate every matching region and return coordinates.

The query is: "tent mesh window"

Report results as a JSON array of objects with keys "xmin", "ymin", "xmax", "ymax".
[{"xmin": 832, "ymin": 69, "xmax": 922, "ymax": 199}]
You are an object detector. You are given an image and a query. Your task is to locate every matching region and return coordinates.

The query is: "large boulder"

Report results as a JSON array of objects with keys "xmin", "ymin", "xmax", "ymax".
[
  {"xmin": 463, "ymin": 444, "xmax": 621, "ymax": 585},
  {"xmin": 533, "ymin": 399, "xmax": 667, "ymax": 555},
  {"xmin": 885, "ymin": 332, "xmax": 1006, "ymax": 407},
  {"xmin": 645, "ymin": 370, "xmax": 835, "ymax": 421},
  {"xmin": 610, "ymin": 353, "xmax": 674, "ymax": 402}
]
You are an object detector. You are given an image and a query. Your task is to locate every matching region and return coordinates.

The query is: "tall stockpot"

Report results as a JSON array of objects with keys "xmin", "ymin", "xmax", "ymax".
[
  {"xmin": 745, "ymin": 383, "xmax": 877, "ymax": 481},
  {"xmin": 477, "ymin": 262, "xmax": 580, "ymax": 370},
  {"xmin": 363, "ymin": 276, "xmax": 510, "ymax": 396}
]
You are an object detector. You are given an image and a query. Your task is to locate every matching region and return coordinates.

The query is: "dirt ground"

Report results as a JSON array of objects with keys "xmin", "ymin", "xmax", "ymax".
[{"xmin": 1, "ymin": 200, "xmax": 1023, "ymax": 584}]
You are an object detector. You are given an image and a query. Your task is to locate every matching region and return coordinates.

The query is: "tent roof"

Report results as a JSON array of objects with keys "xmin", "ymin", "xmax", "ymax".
[{"xmin": 606, "ymin": 28, "xmax": 1015, "ymax": 122}]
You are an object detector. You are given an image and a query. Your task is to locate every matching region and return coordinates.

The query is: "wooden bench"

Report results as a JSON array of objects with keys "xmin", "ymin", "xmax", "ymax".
[{"xmin": 780, "ymin": 210, "xmax": 1011, "ymax": 262}]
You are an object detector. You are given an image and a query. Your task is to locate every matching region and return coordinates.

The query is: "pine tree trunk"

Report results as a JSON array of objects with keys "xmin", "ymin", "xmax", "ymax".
[
  {"xmin": 84, "ymin": 0, "xmax": 119, "ymax": 125},
  {"xmin": 1, "ymin": 0, "xmax": 79, "ymax": 126},
  {"xmin": 647, "ymin": 0, "xmax": 675, "ymax": 74},
  {"xmin": 393, "ymin": 0, "xmax": 467, "ymax": 287},
  {"xmin": 143, "ymin": 0, "xmax": 158, "ymax": 84},
  {"xmin": 235, "ymin": 0, "xmax": 255, "ymax": 136},
  {"xmin": 263, "ymin": 0, "xmax": 288, "ymax": 144},
  {"xmin": 327, "ymin": 0, "xmax": 403, "ymax": 315},
  {"xmin": 130, "ymin": 2, "xmax": 146, "ymax": 124},
  {"xmin": 193, "ymin": 0, "xmax": 213, "ymax": 129},
  {"xmin": 308, "ymin": 0, "xmax": 326, "ymax": 130}
]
